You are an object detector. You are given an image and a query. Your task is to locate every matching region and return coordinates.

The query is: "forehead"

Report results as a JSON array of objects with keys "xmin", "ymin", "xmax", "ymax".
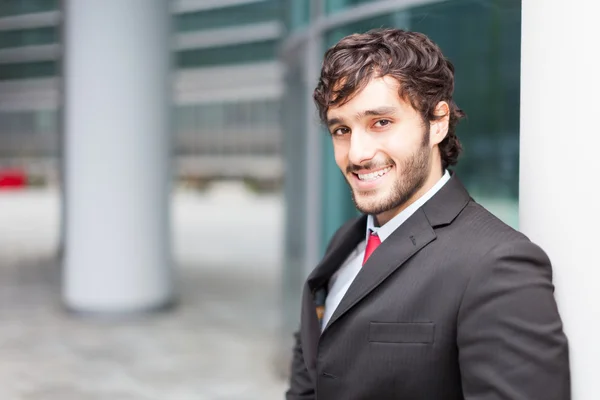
[{"xmin": 327, "ymin": 75, "xmax": 407, "ymax": 118}]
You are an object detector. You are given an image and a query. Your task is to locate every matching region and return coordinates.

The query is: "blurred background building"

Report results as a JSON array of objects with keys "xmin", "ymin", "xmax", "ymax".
[
  {"xmin": 5, "ymin": 0, "xmax": 583, "ymax": 399},
  {"xmin": 0, "ymin": 0, "xmax": 284, "ymax": 185}
]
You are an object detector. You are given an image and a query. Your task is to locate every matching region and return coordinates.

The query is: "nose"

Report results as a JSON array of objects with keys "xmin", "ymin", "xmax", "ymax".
[{"xmin": 348, "ymin": 130, "xmax": 377, "ymax": 166}]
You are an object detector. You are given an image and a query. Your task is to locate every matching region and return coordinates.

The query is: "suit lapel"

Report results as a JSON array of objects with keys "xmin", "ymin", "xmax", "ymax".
[
  {"xmin": 322, "ymin": 208, "xmax": 436, "ymax": 333},
  {"xmin": 306, "ymin": 215, "xmax": 367, "ymax": 293},
  {"xmin": 300, "ymin": 215, "xmax": 366, "ymax": 380}
]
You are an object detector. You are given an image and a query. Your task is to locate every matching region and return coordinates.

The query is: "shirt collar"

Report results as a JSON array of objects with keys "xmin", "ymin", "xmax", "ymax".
[{"xmin": 366, "ymin": 169, "xmax": 451, "ymax": 242}]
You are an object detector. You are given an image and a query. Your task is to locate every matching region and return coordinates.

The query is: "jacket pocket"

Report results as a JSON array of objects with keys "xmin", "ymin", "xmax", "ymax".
[{"xmin": 369, "ymin": 322, "xmax": 435, "ymax": 344}]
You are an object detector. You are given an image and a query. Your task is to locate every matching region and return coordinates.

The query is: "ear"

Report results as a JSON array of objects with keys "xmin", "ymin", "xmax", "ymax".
[{"xmin": 429, "ymin": 101, "xmax": 450, "ymax": 146}]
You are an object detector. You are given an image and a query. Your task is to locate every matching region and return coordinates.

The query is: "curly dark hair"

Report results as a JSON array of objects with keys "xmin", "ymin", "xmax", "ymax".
[{"xmin": 313, "ymin": 28, "xmax": 465, "ymax": 169}]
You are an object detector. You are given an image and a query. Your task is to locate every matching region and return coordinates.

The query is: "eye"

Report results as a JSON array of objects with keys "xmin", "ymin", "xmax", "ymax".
[
  {"xmin": 332, "ymin": 127, "xmax": 350, "ymax": 136},
  {"xmin": 373, "ymin": 119, "xmax": 391, "ymax": 128}
]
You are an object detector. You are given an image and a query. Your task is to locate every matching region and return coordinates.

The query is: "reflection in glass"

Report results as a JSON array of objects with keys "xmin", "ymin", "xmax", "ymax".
[
  {"xmin": 283, "ymin": 0, "xmax": 310, "ymax": 31},
  {"xmin": 0, "ymin": 27, "xmax": 57, "ymax": 49},
  {"xmin": 177, "ymin": 40, "xmax": 279, "ymax": 69},
  {"xmin": 325, "ymin": 0, "xmax": 385, "ymax": 15},
  {"xmin": 175, "ymin": 0, "xmax": 282, "ymax": 32},
  {"xmin": 0, "ymin": 0, "xmax": 57, "ymax": 17}
]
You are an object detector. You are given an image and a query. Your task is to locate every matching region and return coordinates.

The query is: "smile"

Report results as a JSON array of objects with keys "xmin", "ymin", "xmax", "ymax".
[{"xmin": 356, "ymin": 167, "xmax": 392, "ymax": 182}]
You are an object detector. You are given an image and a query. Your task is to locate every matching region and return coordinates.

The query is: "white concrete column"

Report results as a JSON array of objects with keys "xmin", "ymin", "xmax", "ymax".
[
  {"xmin": 63, "ymin": 0, "xmax": 173, "ymax": 312},
  {"xmin": 520, "ymin": 1, "xmax": 600, "ymax": 398}
]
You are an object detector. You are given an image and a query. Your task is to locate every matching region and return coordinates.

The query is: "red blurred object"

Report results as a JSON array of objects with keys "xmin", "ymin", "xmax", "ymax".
[{"xmin": 0, "ymin": 168, "xmax": 27, "ymax": 189}]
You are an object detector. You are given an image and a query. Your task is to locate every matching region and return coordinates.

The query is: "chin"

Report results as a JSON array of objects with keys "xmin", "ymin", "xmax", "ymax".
[{"xmin": 353, "ymin": 191, "xmax": 390, "ymax": 215}]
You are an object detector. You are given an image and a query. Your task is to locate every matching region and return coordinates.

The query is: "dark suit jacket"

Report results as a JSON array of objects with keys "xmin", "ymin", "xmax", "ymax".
[{"xmin": 286, "ymin": 174, "xmax": 570, "ymax": 400}]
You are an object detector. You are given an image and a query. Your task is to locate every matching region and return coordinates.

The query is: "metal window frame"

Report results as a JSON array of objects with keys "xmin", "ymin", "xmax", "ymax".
[
  {"xmin": 175, "ymin": 21, "xmax": 282, "ymax": 51},
  {"xmin": 280, "ymin": 0, "xmax": 445, "ymax": 58},
  {"xmin": 173, "ymin": 0, "xmax": 267, "ymax": 14},
  {"xmin": 0, "ymin": 11, "xmax": 60, "ymax": 31}
]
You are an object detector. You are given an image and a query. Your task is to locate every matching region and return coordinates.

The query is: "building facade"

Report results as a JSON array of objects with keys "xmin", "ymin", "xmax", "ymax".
[{"xmin": 0, "ymin": 0, "xmax": 284, "ymax": 183}]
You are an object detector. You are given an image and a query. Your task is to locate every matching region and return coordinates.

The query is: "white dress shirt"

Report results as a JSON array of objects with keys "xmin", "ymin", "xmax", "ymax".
[{"xmin": 321, "ymin": 170, "xmax": 451, "ymax": 332}]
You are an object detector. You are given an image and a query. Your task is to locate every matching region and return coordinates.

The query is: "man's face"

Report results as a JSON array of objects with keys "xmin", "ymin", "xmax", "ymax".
[{"xmin": 326, "ymin": 76, "xmax": 436, "ymax": 223}]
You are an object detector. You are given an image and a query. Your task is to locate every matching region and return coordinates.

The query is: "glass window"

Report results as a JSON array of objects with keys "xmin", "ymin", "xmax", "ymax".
[
  {"xmin": 0, "ymin": 27, "xmax": 58, "ymax": 49},
  {"xmin": 283, "ymin": 0, "xmax": 310, "ymax": 32},
  {"xmin": 280, "ymin": 58, "xmax": 309, "ymax": 339},
  {"xmin": 325, "ymin": 14, "xmax": 398, "ymax": 43},
  {"xmin": 0, "ymin": 0, "xmax": 58, "ymax": 17},
  {"xmin": 34, "ymin": 109, "xmax": 57, "ymax": 134},
  {"xmin": 409, "ymin": 0, "xmax": 521, "ymax": 227},
  {"xmin": 175, "ymin": 0, "xmax": 281, "ymax": 32},
  {"xmin": 177, "ymin": 40, "xmax": 279, "ymax": 68},
  {"xmin": 0, "ymin": 109, "xmax": 58, "ymax": 157},
  {"xmin": 174, "ymin": 99, "xmax": 280, "ymax": 156},
  {"xmin": 0, "ymin": 61, "xmax": 58, "ymax": 80},
  {"xmin": 325, "ymin": 0, "xmax": 385, "ymax": 15}
]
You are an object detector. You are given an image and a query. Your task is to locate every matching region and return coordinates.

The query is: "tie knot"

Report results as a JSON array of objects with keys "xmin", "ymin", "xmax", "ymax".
[{"xmin": 363, "ymin": 232, "xmax": 381, "ymax": 265}]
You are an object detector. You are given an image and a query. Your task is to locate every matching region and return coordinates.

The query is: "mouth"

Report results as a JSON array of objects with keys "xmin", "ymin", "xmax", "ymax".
[
  {"xmin": 350, "ymin": 166, "xmax": 393, "ymax": 190},
  {"xmin": 354, "ymin": 166, "xmax": 393, "ymax": 182}
]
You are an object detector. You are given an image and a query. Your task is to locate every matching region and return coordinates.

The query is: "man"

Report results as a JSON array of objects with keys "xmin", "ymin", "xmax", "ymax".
[{"xmin": 285, "ymin": 28, "xmax": 570, "ymax": 399}]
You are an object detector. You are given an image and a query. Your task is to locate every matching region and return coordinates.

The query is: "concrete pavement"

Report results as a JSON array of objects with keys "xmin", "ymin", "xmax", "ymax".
[{"xmin": 0, "ymin": 183, "xmax": 289, "ymax": 399}]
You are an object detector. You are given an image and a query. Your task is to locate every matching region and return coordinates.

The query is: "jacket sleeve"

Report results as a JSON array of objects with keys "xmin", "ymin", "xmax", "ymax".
[
  {"xmin": 285, "ymin": 330, "xmax": 315, "ymax": 400},
  {"xmin": 457, "ymin": 240, "xmax": 571, "ymax": 399}
]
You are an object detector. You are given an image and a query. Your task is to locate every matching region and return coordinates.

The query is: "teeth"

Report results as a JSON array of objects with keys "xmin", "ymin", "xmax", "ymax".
[{"xmin": 358, "ymin": 167, "xmax": 391, "ymax": 181}]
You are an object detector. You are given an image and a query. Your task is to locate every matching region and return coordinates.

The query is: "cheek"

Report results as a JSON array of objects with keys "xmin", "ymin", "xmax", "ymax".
[
  {"xmin": 332, "ymin": 140, "xmax": 349, "ymax": 169},
  {"xmin": 381, "ymin": 139, "xmax": 411, "ymax": 162},
  {"xmin": 383, "ymin": 129, "xmax": 424, "ymax": 160}
]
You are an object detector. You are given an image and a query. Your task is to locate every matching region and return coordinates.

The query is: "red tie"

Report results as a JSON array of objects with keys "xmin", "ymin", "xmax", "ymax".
[{"xmin": 362, "ymin": 232, "xmax": 381, "ymax": 265}]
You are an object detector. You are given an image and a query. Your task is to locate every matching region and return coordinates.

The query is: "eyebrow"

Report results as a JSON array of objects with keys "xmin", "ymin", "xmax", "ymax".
[
  {"xmin": 327, "ymin": 106, "xmax": 398, "ymax": 127},
  {"xmin": 327, "ymin": 117, "xmax": 343, "ymax": 127}
]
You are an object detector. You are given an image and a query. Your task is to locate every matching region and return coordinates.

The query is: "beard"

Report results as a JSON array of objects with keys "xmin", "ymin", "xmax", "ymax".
[{"xmin": 345, "ymin": 129, "xmax": 431, "ymax": 217}]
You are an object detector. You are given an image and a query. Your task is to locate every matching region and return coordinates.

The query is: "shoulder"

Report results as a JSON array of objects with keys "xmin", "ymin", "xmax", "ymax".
[
  {"xmin": 448, "ymin": 199, "xmax": 553, "ymax": 280},
  {"xmin": 450, "ymin": 199, "xmax": 535, "ymax": 251}
]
